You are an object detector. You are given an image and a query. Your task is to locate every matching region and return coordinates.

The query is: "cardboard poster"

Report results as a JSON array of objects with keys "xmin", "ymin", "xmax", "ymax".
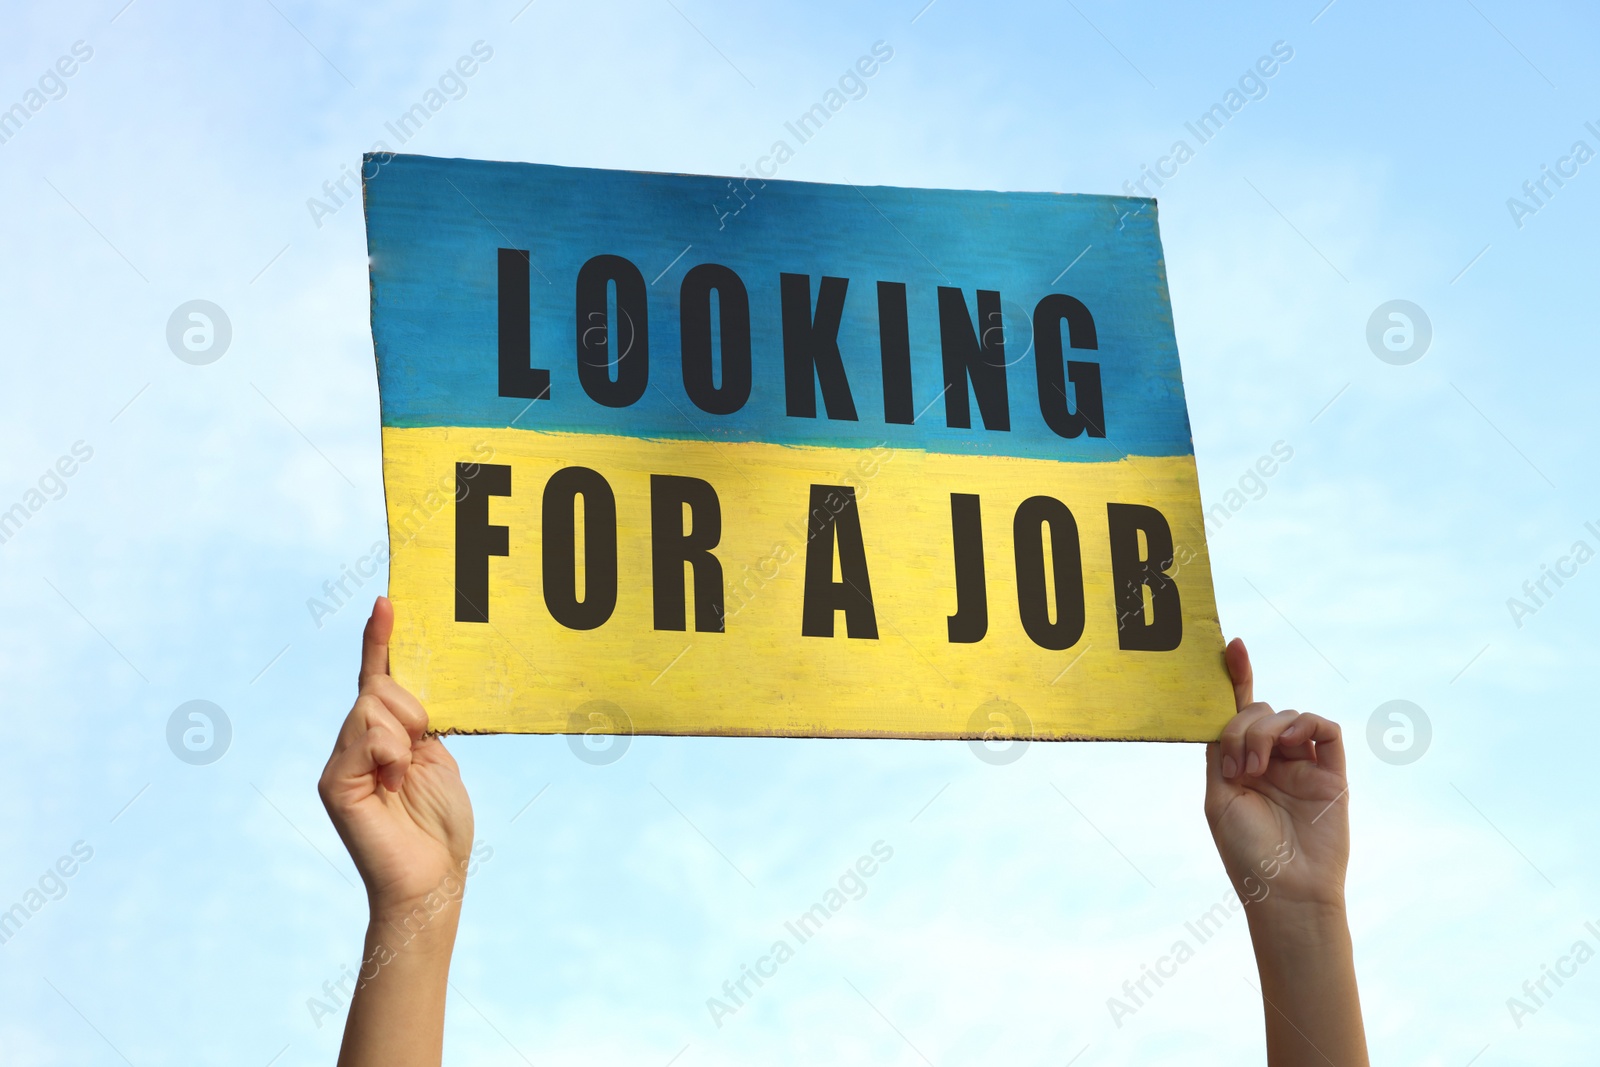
[{"xmin": 364, "ymin": 154, "xmax": 1232, "ymax": 740}]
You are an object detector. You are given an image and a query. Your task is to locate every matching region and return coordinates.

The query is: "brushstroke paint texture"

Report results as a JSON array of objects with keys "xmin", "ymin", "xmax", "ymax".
[{"xmin": 365, "ymin": 155, "xmax": 1233, "ymax": 739}]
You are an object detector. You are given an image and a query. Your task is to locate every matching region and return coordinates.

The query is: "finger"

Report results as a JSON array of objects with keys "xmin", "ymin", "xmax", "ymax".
[
  {"xmin": 1203, "ymin": 740, "xmax": 1233, "ymax": 799},
  {"xmin": 1277, "ymin": 739, "xmax": 1317, "ymax": 761},
  {"xmin": 359, "ymin": 596, "xmax": 393, "ymax": 689},
  {"xmin": 1225, "ymin": 637, "xmax": 1253, "ymax": 711},
  {"xmin": 365, "ymin": 724, "xmax": 412, "ymax": 793},
  {"xmin": 334, "ymin": 692, "xmax": 407, "ymax": 756},
  {"xmin": 1278, "ymin": 713, "xmax": 1346, "ymax": 778},
  {"xmin": 1218, "ymin": 701, "xmax": 1274, "ymax": 779},
  {"xmin": 365, "ymin": 674, "xmax": 429, "ymax": 740},
  {"xmin": 1203, "ymin": 740, "xmax": 1227, "ymax": 820},
  {"xmin": 322, "ymin": 723, "xmax": 414, "ymax": 799},
  {"xmin": 1242, "ymin": 709, "xmax": 1303, "ymax": 777}
]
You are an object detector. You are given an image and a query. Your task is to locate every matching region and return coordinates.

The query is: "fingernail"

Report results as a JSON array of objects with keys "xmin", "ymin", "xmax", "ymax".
[
  {"xmin": 1246, "ymin": 752, "xmax": 1261, "ymax": 776},
  {"xmin": 1222, "ymin": 755, "xmax": 1237, "ymax": 778}
]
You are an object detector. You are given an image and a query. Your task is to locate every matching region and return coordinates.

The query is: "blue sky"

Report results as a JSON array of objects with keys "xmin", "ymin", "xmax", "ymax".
[{"xmin": 2, "ymin": 0, "xmax": 1597, "ymax": 1063}]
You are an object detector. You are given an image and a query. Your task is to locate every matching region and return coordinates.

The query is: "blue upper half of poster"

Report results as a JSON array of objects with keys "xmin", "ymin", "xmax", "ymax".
[{"xmin": 364, "ymin": 154, "xmax": 1196, "ymax": 462}]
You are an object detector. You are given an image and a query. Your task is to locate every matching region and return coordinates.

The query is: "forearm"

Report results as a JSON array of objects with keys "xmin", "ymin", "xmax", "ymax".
[
  {"xmin": 1248, "ymin": 904, "xmax": 1368, "ymax": 1067},
  {"xmin": 337, "ymin": 903, "xmax": 461, "ymax": 1067}
]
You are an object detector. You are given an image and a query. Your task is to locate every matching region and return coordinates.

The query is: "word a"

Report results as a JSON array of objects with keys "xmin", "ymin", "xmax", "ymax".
[
  {"xmin": 307, "ymin": 41, "xmax": 494, "ymax": 228},
  {"xmin": 722, "ymin": 446, "xmax": 890, "ymax": 625},
  {"xmin": 1506, "ymin": 122, "xmax": 1600, "ymax": 230},
  {"xmin": 0, "ymin": 40, "xmax": 93, "ymax": 147},
  {"xmin": 1506, "ymin": 520, "xmax": 1600, "ymax": 629},
  {"xmin": 1107, "ymin": 842, "xmax": 1293, "ymax": 1027},
  {"xmin": 707, "ymin": 840, "xmax": 893, "ymax": 1028},
  {"xmin": 0, "ymin": 840, "xmax": 94, "ymax": 945},
  {"xmin": 1123, "ymin": 42, "xmax": 1293, "ymax": 197},
  {"xmin": 307, "ymin": 839, "xmax": 492, "ymax": 1027},
  {"xmin": 1506, "ymin": 919, "xmax": 1600, "ymax": 1028},
  {"xmin": 0, "ymin": 440, "xmax": 93, "ymax": 547}
]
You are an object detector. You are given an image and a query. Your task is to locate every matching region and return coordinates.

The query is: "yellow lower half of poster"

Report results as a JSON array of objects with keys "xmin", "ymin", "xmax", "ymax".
[{"xmin": 381, "ymin": 425, "xmax": 1234, "ymax": 741}]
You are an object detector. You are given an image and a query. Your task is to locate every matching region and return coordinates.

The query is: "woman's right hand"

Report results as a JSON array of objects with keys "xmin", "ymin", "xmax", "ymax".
[{"xmin": 318, "ymin": 596, "xmax": 474, "ymax": 920}]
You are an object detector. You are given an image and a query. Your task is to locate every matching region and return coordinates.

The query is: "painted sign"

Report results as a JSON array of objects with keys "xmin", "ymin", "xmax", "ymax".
[{"xmin": 364, "ymin": 154, "xmax": 1232, "ymax": 740}]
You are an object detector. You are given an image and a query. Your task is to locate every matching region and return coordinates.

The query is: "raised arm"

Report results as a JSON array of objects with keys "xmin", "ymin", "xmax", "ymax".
[
  {"xmin": 318, "ymin": 596, "xmax": 474, "ymax": 1067},
  {"xmin": 1205, "ymin": 638, "xmax": 1368, "ymax": 1067}
]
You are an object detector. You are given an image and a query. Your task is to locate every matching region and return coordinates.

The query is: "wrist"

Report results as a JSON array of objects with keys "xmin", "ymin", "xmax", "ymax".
[
  {"xmin": 367, "ymin": 896, "xmax": 463, "ymax": 961},
  {"xmin": 1247, "ymin": 899, "xmax": 1351, "ymax": 964}
]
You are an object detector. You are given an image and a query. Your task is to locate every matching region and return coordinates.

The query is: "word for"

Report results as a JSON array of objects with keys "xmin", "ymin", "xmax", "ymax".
[
  {"xmin": 0, "ymin": 440, "xmax": 94, "ymax": 548},
  {"xmin": 1506, "ymin": 520, "xmax": 1600, "ymax": 629},
  {"xmin": 1203, "ymin": 440, "xmax": 1293, "ymax": 536},
  {"xmin": 0, "ymin": 40, "xmax": 93, "ymax": 147},
  {"xmin": 1107, "ymin": 842, "xmax": 1294, "ymax": 1027},
  {"xmin": 1506, "ymin": 121, "xmax": 1600, "ymax": 230},
  {"xmin": 456, "ymin": 464, "xmax": 1186, "ymax": 652},
  {"xmin": 498, "ymin": 250, "xmax": 1110, "ymax": 439},
  {"xmin": 307, "ymin": 839, "xmax": 493, "ymax": 1027},
  {"xmin": 716, "ymin": 41, "xmax": 895, "ymax": 229},
  {"xmin": 1506, "ymin": 919, "xmax": 1600, "ymax": 1029},
  {"xmin": 1122, "ymin": 41, "xmax": 1294, "ymax": 197},
  {"xmin": 307, "ymin": 41, "xmax": 494, "ymax": 229},
  {"xmin": 707, "ymin": 840, "xmax": 894, "ymax": 1028},
  {"xmin": 0, "ymin": 840, "xmax": 94, "ymax": 946},
  {"xmin": 307, "ymin": 442, "xmax": 495, "ymax": 627}
]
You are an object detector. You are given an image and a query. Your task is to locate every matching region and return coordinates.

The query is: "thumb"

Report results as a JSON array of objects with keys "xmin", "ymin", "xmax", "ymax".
[
  {"xmin": 1225, "ymin": 637, "xmax": 1253, "ymax": 711},
  {"xmin": 359, "ymin": 596, "xmax": 393, "ymax": 689}
]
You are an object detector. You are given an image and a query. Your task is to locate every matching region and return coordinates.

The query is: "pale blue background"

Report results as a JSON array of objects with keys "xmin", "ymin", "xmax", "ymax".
[{"xmin": 1, "ymin": 1, "xmax": 1595, "ymax": 1063}]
